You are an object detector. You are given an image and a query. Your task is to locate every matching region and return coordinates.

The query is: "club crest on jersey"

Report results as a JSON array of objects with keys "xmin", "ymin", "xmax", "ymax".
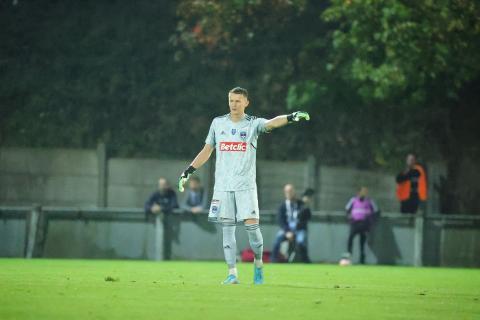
[
  {"xmin": 240, "ymin": 131, "xmax": 247, "ymax": 140},
  {"xmin": 231, "ymin": 128, "xmax": 236, "ymax": 135},
  {"xmin": 210, "ymin": 199, "xmax": 220, "ymax": 214}
]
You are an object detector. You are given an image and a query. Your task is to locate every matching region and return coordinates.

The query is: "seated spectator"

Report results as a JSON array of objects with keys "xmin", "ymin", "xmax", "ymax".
[
  {"xmin": 344, "ymin": 187, "xmax": 379, "ymax": 264},
  {"xmin": 144, "ymin": 178, "xmax": 178, "ymax": 215},
  {"xmin": 181, "ymin": 176, "xmax": 208, "ymax": 214},
  {"xmin": 271, "ymin": 184, "xmax": 312, "ymax": 263}
]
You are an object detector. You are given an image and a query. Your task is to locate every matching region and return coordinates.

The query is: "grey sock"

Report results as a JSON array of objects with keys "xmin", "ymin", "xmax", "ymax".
[
  {"xmin": 245, "ymin": 223, "xmax": 263, "ymax": 265},
  {"xmin": 222, "ymin": 223, "xmax": 237, "ymax": 269}
]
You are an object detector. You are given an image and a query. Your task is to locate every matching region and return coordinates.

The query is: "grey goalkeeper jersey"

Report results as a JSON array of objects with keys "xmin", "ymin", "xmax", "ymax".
[{"xmin": 205, "ymin": 114, "xmax": 268, "ymax": 191}]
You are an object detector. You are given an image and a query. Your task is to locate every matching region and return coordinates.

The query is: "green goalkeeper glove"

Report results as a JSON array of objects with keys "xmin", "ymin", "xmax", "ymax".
[
  {"xmin": 178, "ymin": 165, "xmax": 196, "ymax": 192},
  {"xmin": 287, "ymin": 111, "xmax": 310, "ymax": 123}
]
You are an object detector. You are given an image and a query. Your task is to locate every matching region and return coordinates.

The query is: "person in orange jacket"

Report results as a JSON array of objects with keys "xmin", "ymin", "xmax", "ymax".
[{"xmin": 396, "ymin": 154, "xmax": 427, "ymax": 214}]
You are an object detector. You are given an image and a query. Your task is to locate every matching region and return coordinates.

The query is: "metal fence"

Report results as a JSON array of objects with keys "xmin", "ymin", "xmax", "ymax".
[{"xmin": 0, "ymin": 206, "xmax": 479, "ymax": 267}]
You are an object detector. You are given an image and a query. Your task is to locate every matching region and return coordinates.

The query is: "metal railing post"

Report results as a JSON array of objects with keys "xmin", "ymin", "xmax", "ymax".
[
  {"xmin": 25, "ymin": 205, "xmax": 41, "ymax": 259},
  {"xmin": 97, "ymin": 142, "xmax": 108, "ymax": 207},
  {"xmin": 153, "ymin": 214, "xmax": 163, "ymax": 261},
  {"xmin": 305, "ymin": 155, "xmax": 317, "ymax": 209},
  {"xmin": 413, "ymin": 212, "xmax": 424, "ymax": 267}
]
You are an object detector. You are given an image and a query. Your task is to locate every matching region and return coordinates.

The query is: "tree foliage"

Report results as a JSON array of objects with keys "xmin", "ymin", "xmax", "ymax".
[
  {"xmin": 174, "ymin": 0, "xmax": 480, "ymax": 212},
  {"xmin": 0, "ymin": 0, "xmax": 229, "ymax": 158},
  {"xmin": 323, "ymin": 0, "xmax": 480, "ymax": 103},
  {"xmin": 321, "ymin": 0, "xmax": 480, "ymax": 212},
  {"xmin": 1, "ymin": 0, "xmax": 479, "ymax": 212}
]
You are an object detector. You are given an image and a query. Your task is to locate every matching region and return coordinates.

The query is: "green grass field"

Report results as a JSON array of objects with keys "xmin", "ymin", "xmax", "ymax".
[{"xmin": 0, "ymin": 259, "xmax": 478, "ymax": 320}]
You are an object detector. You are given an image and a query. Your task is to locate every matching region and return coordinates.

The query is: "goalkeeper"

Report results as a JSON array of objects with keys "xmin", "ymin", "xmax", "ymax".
[{"xmin": 178, "ymin": 87, "xmax": 309, "ymax": 285}]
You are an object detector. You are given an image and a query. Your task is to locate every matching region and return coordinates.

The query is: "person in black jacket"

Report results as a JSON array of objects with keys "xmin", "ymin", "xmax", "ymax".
[
  {"xmin": 271, "ymin": 184, "xmax": 312, "ymax": 263},
  {"xmin": 144, "ymin": 178, "xmax": 179, "ymax": 215}
]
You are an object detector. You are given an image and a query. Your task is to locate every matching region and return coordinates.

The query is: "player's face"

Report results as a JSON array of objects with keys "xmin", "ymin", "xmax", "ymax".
[{"xmin": 228, "ymin": 93, "xmax": 249, "ymax": 117}]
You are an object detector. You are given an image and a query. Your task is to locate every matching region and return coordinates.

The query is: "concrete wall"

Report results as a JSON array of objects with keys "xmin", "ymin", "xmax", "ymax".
[
  {"xmin": 106, "ymin": 158, "xmax": 211, "ymax": 208},
  {"xmin": 169, "ymin": 215, "xmax": 416, "ymax": 265},
  {"xmin": 0, "ymin": 212, "xmax": 414, "ymax": 264},
  {"xmin": 1, "ymin": 146, "xmax": 437, "ymax": 212},
  {"xmin": 5, "ymin": 147, "xmax": 479, "ymax": 266},
  {"xmin": 317, "ymin": 166, "xmax": 398, "ymax": 212},
  {"xmin": 0, "ymin": 147, "xmax": 99, "ymax": 206},
  {"xmin": 257, "ymin": 160, "xmax": 308, "ymax": 209},
  {"xmin": 438, "ymin": 224, "xmax": 480, "ymax": 267},
  {"xmin": 43, "ymin": 220, "xmax": 157, "ymax": 259},
  {"xmin": 0, "ymin": 218, "xmax": 26, "ymax": 257},
  {"xmin": 1, "ymin": 209, "xmax": 478, "ymax": 267},
  {"xmin": 105, "ymin": 158, "xmax": 401, "ymax": 211}
]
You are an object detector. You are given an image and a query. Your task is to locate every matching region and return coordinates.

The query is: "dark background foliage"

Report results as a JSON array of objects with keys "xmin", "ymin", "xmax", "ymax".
[{"xmin": 1, "ymin": 0, "xmax": 479, "ymax": 213}]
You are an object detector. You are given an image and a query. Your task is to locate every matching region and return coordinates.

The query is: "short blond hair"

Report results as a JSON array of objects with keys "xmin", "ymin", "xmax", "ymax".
[{"xmin": 229, "ymin": 87, "xmax": 248, "ymax": 99}]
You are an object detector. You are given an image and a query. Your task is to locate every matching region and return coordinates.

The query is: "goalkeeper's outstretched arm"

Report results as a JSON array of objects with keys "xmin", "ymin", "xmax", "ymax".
[
  {"xmin": 265, "ymin": 111, "xmax": 310, "ymax": 131},
  {"xmin": 179, "ymin": 144, "xmax": 214, "ymax": 192}
]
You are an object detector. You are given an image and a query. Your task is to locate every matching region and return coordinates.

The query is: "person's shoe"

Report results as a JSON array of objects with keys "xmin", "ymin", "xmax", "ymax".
[
  {"xmin": 222, "ymin": 274, "xmax": 239, "ymax": 285},
  {"xmin": 253, "ymin": 266, "xmax": 264, "ymax": 285}
]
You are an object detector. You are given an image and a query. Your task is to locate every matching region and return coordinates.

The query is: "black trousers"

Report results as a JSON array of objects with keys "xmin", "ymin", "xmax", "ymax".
[
  {"xmin": 400, "ymin": 193, "xmax": 420, "ymax": 214},
  {"xmin": 347, "ymin": 220, "xmax": 370, "ymax": 264}
]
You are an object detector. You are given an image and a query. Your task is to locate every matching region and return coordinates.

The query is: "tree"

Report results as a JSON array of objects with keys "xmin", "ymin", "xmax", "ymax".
[
  {"xmin": 2, "ymin": 0, "xmax": 479, "ymax": 212},
  {"xmin": 174, "ymin": 0, "xmax": 480, "ymax": 213},
  {"xmin": 0, "ymin": 0, "xmax": 230, "ymax": 158},
  {"xmin": 321, "ymin": 0, "xmax": 480, "ymax": 213}
]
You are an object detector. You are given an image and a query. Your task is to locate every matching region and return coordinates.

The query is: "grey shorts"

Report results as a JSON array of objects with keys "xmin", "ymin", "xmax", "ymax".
[{"xmin": 208, "ymin": 188, "xmax": 260, "ymax": 224}]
